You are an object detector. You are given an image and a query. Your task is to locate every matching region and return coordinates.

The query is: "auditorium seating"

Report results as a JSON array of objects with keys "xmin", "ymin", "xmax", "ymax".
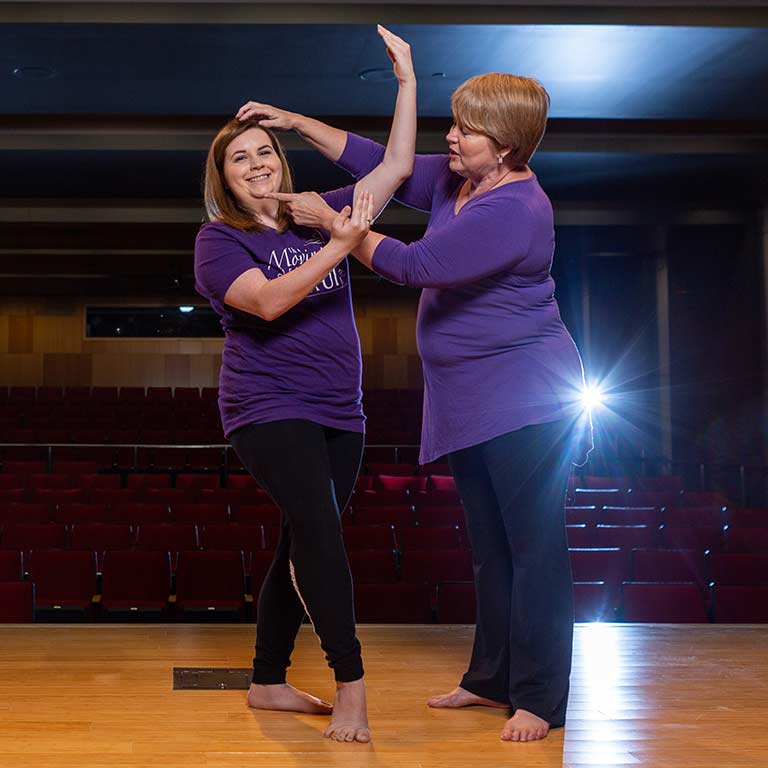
[
  {"xmin": 2, "ymin": 386, "xmax": 768, "ymax": 625},
  {"xmin": 101, "ymin": 550, "xmax": 171, "ymax": 618},
  {"xmin": 174, "ymin": 550, "xmax": 246, "ymax": 618},
  {"xmin": 0, "ymin": 581, "xmax": 34, "ymax": 622}
]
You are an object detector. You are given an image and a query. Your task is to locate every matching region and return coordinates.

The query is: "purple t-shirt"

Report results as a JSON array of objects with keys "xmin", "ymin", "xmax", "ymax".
[
  {"xmin": 338, "ymin": 133, "xmax": 587, "ymax": 464},
  {"xmin": 194, "ymin": 184, "xmax": 364, "ymax": 438}
]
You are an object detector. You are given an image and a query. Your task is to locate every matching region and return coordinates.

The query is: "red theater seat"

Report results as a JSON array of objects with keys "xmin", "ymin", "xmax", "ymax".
[
  {"xmin": 3, "ymin": 523, "xmax": 67, "ymax": 551},
  {"xmin": 237, "ymin": 505, "xmax": 281, "ymax": 526},
  {"xmin": 352, "ymin": 505, "xmax": 415, "ymax": 528},
  {"xmin": 411, "ymin": 490, "xmax": 461, "ymax": 507},
  {"xmin": 626, "ymin": 490, "xmax": 678, "ymax": 508},
  {"xmin": 114, "ymin": 503, "xmax": 170, "ymax": 525},
  {"xmin": 172, "ymin": 503, "xmax": 229, "ymax": 525},
  {"xmin": 27, "ymin": 549, "xmax": 98, "ymax": 616},
  {"xmin": 226, "ymin": 474, "xmax": 261, "ymax": 490},
  {"xmin": 354, "ymin": 490, "xmax": 410, "ymax": 508},
  {"xmin": 725, "ymin": 527, "xmax": 768, "ymax": 554},
  {"xmin": 601, "ymin": 506, "xmax": 661, "ymax": 526},
  {"xmin": 0, "ymin": 581, "xmax": 34, "ymax": 622},
  {"xmin": 101, "ymin": 550, "xmax": 171, "ymax": 616},
  {"xmin": 399, "ymin": 526, "xmax": 462, "ymax": 551},
  {"xmin": 173, "ymin": 387, "xmax": 201, "ymax": 403},
  {"xmin": 136, "ymin": 524, "xmax": 198, "ymax": 555},
  {"xmin": 428, "ymin": 475, "xmax": 457, "ymax": 492},
  {"xmin": 89, "ymin": 489, "xmax": 141, "ymax": 507},
  {"xmin": 144, "ymin": 488, "xmax": 196, "ymax": 506},
  {"xmin": 78, "ymin": 474, "xmax": 121, "ymax": 490},
  {"xmin": 712, "ymin": 586, "xmax": 768, "ymax": 622},
  {"xmin": 375, "ymin": 475, "xmax": 427, "ymax": 493},
  {"xmin": 622, "ymin": 582, "xmax": 708, "ymax": 622},
  {"xmin": 661, "ymin": 525, "xmax": 724, "ymax": 551},
  {"xmin": 416, "ymin": 506, "xmax": 465, "ymax": 527},
  {"xmin": 175, "ymin": 474, "xmax": 220, "ymax": 491},
  {"xmin": 574, "ymin": 581, "xmax": 613, "ymax": 622},
  {"xmin": 70, "ymin": 524, "xmax": 134, "ymax": 554},
  {"xmin": 565, "ymin": 506, "xmax": 600, "ymax": 526},
  {"xmin": 635, "ymin": 476, "xmax": 684, "ymax": 494},
  {"xmin": 32, "ymin": 488, "xmax": 87, "ymax": 506},
  {"xmin": 348, "ymin": 550, "xmax": 398, "ymax": 583},
  {"xmin": 0, "ymin": 503, "xmax": 50, "ymax": 524},
  {"xmin": 0, "ymin": 549, "xmax": 23, "ymax": 580},
  {"xmin": 366, "ymin": 463, "xmax": 414, "ymax": 476},
  {"xmin": 0, "ymin": 475, "xmax": 22, "ymax": 490},
  {"xmin": 566, "ymin": 524, "xmax": 594, "ymax": 548},
  {"xmin": 436, "ymin": 581, "xmax": 475, "ymax": 623},
  {"xmin": 631, "ymin": 548, "xmax": 707, "ymax": 588},
  {"xmin": 664, "ymin": 506, "xmax": 725, "ymax": 527},
  {"xmin": 709, "ymin": 553, "xmax": 768, "ymax": 585},
  {"xmin": 28, "ymin": 474, "xmax": 74, "ymax": 490},
  {"xmin": 401, "ymin": 550, "xmax": 473, "ymax": 584},
  {"xmin": 569, "ymin": 548, "xmax": 629, "ymax": 607},
  {"xmin": 680, "ymin": 491, "xmax": 728, "ymax": 508},
  {"xmin": 583, "ymin": 476, "xmax": 631, "ymax": 490},
  {"xmin": 175, "ymin": 550, "xmax": 246, "ymax": 617},
  {"xmin": 342, "ymin": 525, "xmax": 396, "ymax": 551},
  {"xmin": 354, "ymin": 583, "xmax": 433, "ymax": 623},
  {"xmin": 200, "ymin": 524, "xmax": 265, "ymax": 554},
  {"xmin": 596, "ymin": 524, "xmax": 660, "ymax": 549},
  {"xmin": 572, "ymin": 489, "xmax": 626, "ymax": 508},
  {"xmin": 53, "ymin": 503, "xmax": 113, "ymax": 525},
  {"xmin": 125, "ymin": 473, "xmax": 172, "ymax": 490},
  {"xmin": 727, "ymin": 508, "xmax": 768, "ymax": 527}
]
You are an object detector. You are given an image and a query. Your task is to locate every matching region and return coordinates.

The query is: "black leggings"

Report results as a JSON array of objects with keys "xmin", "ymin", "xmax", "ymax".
[
  {"xmin": 229, "ymin": 419, "xmax": 364, "ymax": 684},
  {"xmin": 448, "ymin": 418, "xmax": 575, "ymax": 726}
]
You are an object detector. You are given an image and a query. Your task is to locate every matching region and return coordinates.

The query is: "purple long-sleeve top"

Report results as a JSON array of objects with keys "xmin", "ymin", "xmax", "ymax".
[{"xmin": 338, "ymin": 133, "xmax": 587, "ymax": 464}]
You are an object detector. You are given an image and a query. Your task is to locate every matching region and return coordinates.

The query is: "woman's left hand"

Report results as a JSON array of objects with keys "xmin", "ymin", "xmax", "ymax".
[
  {"xmin": 377, "ymin": 25, "xmax": 415, "ymax": 87},
  {"xmin": 261, "ymin": 190, "xmax": 338, "ymax": 230},
  {"xmin": 236, "ymin": 101, "xmax": 299, "ymax": 130}
]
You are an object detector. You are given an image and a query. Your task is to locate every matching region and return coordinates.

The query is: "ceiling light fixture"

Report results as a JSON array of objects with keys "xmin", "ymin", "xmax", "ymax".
[{"xmin": 12, "ymin": 65, "xmax": 57, "ymax": 80}]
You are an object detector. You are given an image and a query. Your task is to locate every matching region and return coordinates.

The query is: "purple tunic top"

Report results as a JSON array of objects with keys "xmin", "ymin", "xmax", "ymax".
[
  {"xmin": 194, "ymin": 183, "xmax": 364, "ymax": 438},
  {"xmin": 338, "ymin": 133, "xmax": 587, "ymax": 464}
]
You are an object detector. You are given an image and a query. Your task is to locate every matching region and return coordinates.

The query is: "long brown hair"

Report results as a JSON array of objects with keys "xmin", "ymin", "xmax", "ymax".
[{"xmin": 203, "ymin": 119, "xmax": 294, "ymax": 233}]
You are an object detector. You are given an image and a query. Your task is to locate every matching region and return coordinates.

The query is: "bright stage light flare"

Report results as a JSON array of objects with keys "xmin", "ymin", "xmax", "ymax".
[{"xmin": 581, "ymin": 385, "xmax": 605, "ymax": 410}]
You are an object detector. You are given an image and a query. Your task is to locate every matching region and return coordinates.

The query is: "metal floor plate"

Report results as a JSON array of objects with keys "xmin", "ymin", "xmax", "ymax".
[{"xmin": 173, "ymin": 667, "xmax": 251, "ymax": 690}]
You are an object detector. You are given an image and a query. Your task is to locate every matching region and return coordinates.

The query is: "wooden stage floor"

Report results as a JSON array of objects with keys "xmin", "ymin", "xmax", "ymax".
[{"xmin": 0, "ymin": 623, "xmax": 766, "ymax": 768}]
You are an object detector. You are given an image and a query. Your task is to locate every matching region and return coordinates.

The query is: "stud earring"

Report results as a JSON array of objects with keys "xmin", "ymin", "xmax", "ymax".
[{"xmin": 497, "ymin": 155, "xmax": 503, "ymax": 165}]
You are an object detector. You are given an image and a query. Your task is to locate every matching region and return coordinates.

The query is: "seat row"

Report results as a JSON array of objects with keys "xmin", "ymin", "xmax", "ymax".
[{"xmin": 3, "ymin": 570, "xmax": 766, "ymax": 624}]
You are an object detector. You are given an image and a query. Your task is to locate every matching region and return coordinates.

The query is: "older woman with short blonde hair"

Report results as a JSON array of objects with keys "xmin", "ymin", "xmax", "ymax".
[{"xmin": 255, "ymin": 71, "xmax": 590, "ymax": 743}]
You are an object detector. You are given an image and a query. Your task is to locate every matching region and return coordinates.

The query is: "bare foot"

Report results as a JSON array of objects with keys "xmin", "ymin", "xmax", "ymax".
[
  {"xmin": 427, "ymin": 686, "xmax": 507, "ymax": 709},
  {"xmin": 324, "ymin": 679, "xmax": 371, "ymax": 743},
  {"xmin": 500, "ymin": 709, "xmax": 550, "ymax": 742},
  {"xmin": 246, "ymin": 683, "xmax": 332, "ymax": 715}
]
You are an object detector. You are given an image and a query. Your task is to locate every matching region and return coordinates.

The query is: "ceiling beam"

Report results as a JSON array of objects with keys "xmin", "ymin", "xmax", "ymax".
[
  {"xmin": 2, "ymin": 1, "xmax": 767, "ymax": 27},
  {"xmin": 2, "ymin": 117, "xmax": 766, "ymax": 154}
]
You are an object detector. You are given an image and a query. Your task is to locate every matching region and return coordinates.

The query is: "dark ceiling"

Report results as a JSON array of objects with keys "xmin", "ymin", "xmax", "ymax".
[{"xmin": 1, "ymin": 1, "xmax": 767, "ymax": 294}]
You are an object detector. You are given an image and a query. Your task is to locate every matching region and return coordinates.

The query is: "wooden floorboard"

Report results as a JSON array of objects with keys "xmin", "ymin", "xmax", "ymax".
[{"xmin": 0, "ymin": 623, "xmax": 766, "ymax": 767}]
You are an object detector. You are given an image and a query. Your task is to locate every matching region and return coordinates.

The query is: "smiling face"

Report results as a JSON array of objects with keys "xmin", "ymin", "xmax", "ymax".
[
  {"xmin": 445, "ymin": 120, "xmax": 501, "ymax": 183},
  {"xmin": 223, "ymin": 127, "xmax": 283, "ymax": 212}
]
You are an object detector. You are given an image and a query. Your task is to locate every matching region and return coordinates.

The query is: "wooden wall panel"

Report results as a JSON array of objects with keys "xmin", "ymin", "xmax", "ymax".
[
  {"xmin": 8, "ymin": 315, "xmax": 34, "ymax": 354},
  {"xmin": 43, "ymin": 353, "xmax": 93, "ymax": 386},
  {"xmin": 0, "ymin": 353, "xmax": 43, "ymax": 385},
  {"xmin": 0, "ymin": 296, "xmax": 421, "ymax": 390}
]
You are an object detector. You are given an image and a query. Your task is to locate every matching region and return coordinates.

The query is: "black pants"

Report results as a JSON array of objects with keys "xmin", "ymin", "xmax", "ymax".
[
  {"xmin": 229, "ymin": 419, "xmax": 364, "ymax": 684},
  {"xmin": 448, "ymin": 418, "xmax": 575, "ymax": 726}
]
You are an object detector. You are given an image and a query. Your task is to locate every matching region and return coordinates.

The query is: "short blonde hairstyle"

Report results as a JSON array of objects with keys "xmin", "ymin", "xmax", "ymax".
[
  {"xmin": 203, "ymin": 119, "xmax": 294, "ymax": 233},
  {"xmin": 451, "ymin": 73, "xmax": 550, "ymax": 168}
]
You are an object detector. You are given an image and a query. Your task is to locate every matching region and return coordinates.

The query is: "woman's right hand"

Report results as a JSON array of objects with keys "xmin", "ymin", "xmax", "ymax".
[
  {"xmin": 377, "ymin": 25, "xmax": 415, "ymax": 87},
  {"xmin": 236, "ymin": 101, "xmax": 300, "ymax": 131},
  {"xmin": 330, "ymin": 191, "xmax": 375, "ymax": 252}
]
